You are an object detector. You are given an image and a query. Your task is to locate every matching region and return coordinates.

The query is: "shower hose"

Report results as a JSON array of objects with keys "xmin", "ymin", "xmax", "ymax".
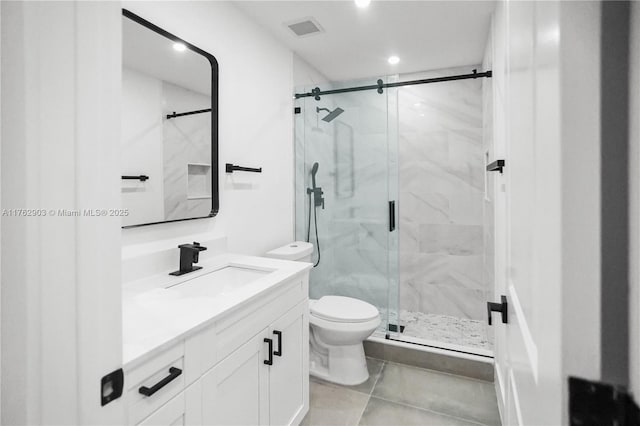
[{"xmin": 306, "ymin": 193, "xmax": 321, "ymax": 267}]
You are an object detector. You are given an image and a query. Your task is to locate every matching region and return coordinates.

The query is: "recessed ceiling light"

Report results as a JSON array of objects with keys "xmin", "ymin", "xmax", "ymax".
[
  {"xmin": 173, "ymin": 42, "xmax": 187, "ymax": 52},
  {"xmin": 355, "ymin": 0, "xmax": 371, "ymax": 8},
  {"xmin": 388, "ymin": 55, "xmax": 400, "ymax": 65}
]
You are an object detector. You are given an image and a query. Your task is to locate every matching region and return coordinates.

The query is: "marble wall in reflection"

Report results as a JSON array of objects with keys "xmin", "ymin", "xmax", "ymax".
[
  {"xmin": 163, "ymin": 81, "xmax": 211, "ymax": 221},
  {"xmin": 398, "ymin": 66, "xmax": 487, "ymax": 320}
]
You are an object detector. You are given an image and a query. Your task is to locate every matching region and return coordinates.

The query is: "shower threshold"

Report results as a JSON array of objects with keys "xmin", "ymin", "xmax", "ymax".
[
  {"xmin": 380, "ymin": 332, "xmax": 493, "ymax": 359},
  {"xmin": 365, "ymin": 335, "xmax": 495, "ymax": 382}
]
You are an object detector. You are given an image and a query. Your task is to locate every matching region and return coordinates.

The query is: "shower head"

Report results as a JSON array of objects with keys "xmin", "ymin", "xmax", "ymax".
[
  {"xmin": 311, "ymin": 162, "xmax": 319, "ymax": 188},
  {"xmin": 316, "ymin": 106, "xmax": 344, "ymax": 123}
]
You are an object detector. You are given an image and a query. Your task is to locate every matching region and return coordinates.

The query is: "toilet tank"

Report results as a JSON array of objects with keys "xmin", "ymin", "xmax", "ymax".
[{"xmin": 265, "ymin": 241, "xmax": 313, "ymax": 262}]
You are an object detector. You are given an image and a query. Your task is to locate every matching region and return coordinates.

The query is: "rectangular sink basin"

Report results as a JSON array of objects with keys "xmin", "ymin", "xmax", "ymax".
[{"xmin": 166, "ymin": 266, "xmax": 272, "ymax": 297}]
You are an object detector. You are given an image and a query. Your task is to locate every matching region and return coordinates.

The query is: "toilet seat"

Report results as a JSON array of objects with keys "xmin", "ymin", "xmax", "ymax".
[{"xmin": 310, "ymin": 296, "xmax": 379, "ymax": 323}]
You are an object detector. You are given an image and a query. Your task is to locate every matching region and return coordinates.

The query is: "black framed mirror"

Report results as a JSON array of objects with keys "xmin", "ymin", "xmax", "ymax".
[{"xmin": 121, "ymin": 9, "xmax": 218, "ymax": 228}]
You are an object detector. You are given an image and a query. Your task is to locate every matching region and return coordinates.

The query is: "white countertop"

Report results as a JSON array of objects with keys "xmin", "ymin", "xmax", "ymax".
[{"xmin": 122, "ymin": 253, "xmax": 311, "ymax": 368}]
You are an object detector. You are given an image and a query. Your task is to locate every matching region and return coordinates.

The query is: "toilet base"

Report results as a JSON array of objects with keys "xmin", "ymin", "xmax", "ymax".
[{"xmin": 309, "ymin": 342, "xmax": 369, "ymax": 386}]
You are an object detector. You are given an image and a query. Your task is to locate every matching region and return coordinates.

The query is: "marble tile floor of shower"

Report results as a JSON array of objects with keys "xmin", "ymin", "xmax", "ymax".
[
  {"xmin": 380, "ymin": 309, "xmax": 492, "ymax": 352},
  {"xmin": 400, "ymin": 311, "xmax": 492, "ymax": 351},
  {"xmin": 301, "ymin": 357, "xmax": 501, "ymax": 426}
]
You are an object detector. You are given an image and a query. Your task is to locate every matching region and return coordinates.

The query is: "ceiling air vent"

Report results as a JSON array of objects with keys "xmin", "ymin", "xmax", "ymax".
[{"xmin": 285, "ymin": 17, "xmax": 324, "ymax": 37}]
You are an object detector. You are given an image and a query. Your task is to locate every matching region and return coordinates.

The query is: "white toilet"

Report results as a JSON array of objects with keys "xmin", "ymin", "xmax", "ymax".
[{"xmin": 265, "ymin": 242, "xmax": 381, "ymax": 386}]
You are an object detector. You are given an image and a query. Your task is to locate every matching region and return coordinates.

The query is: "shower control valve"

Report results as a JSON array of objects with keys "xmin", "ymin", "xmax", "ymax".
[
  {"xmin": 307, "ymin": 186, "xmax": 325, "ymax": 209},
  {"xmin": 317, "ymin": 188, "xmax": 325, "ymax": 209}
]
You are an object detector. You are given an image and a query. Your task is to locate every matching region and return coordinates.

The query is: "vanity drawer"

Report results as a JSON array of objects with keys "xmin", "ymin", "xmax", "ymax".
[{"xmin": 127, "ymin": 342, "xmax": 186, "ymax": 425}]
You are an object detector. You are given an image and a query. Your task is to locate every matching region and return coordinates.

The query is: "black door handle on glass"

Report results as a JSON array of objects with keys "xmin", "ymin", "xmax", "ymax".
[
  {"xmin": 264, "ymin": 338, "xmax": 273, "ymax": 365},
  {"xmin": 487, "ymin": 295, "xmax": 508, "ymax": 325},
  {"xmin": 138, "ymin": 367, "xmax": 182, "ymax": 397},
  {"xmin": 389, "ymin": 200, "xmax": 396, "ymax": 232},
  {"xmin": 273, "ymin": 330, "xmax": 283, "ymax": 357}
]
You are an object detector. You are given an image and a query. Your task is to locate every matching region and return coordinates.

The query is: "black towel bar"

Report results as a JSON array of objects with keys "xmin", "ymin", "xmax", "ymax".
[
  {"xmin": 122, "ymin": 175, "xmax": 149, "ymax": 181},
  {"xmin": 166, "ymin": 108, "xmax": 212, "ymax": 120},
  {"xmin": 226, "ymin": 163, "xmax": 262, "ymax": 173},
  {"xmin": 486, "ymin": 160, "xmax": 505, "ymax": 174}
]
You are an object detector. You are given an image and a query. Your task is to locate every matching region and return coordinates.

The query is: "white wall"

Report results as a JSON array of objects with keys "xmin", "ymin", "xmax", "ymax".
[
  {"xmin": 629, "ymin": 0, "xmax": 640, "ymax": 401},
  {"xmin": 293, "ymin": 53, "xmax": 329, "ymax": 88},
  {"xmin": 121, "ymin": 1, "xmax": 295, "ymax": 256}
]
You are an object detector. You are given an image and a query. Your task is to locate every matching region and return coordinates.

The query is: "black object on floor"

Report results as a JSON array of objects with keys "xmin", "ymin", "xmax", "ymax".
[{"xmin": 388, "ymin": 323, "xmax": 405, "ymax": 333}]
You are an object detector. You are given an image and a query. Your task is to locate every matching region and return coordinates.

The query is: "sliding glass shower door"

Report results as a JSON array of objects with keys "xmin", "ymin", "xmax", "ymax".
[
  {"xmin": 294, "ymin": 78, "xmax": 399, "ymax": 332},
  {"xmin": 294, "ymin": 69, "xmax": 493, "ymax": 356},
  {"xmin": 388, "ymin": 69, "xmax": 492, "ymax": 354}
]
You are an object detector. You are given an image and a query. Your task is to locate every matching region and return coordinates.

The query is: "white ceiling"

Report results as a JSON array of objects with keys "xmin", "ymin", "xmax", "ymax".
[{"xmin": 234, "ymin": 1, "xmax": 495, "ymax": 82}]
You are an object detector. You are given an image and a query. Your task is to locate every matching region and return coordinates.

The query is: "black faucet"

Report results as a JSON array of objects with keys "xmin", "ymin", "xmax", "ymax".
[{"xmin": 169, "ymin": 242, "xmax": 207, "ymax": 276}]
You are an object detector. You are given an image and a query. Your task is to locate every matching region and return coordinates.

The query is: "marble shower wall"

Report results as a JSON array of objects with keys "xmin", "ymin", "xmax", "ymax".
[{"xmin": 398, "ymin": 66, "xmax": 487, "ymax": 321}]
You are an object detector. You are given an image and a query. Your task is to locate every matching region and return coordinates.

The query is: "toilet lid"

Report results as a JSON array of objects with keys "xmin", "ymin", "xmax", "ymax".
[{"xmin": 311, "ymin": 296, "xmax": 379, "ymax": 323}]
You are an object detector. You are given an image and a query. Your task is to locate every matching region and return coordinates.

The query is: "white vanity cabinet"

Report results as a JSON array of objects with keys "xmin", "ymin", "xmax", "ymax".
[
  {"xmin": 200, "ymin": 330, "xmax": 270, "ymax": 425},
  {"xmin": 267, "ymin": 302, "xmax": 308, "ymax": 426},
  {"xmin": 200, "ymin": 301, "xmax": 308, "ymax": 426},
  {"xmin": 125, "ymin": 273, "xmax": 309, "ymax": 426}
]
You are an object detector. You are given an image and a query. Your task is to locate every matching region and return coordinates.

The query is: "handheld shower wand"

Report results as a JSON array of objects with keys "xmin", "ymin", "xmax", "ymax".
[
  {"xmin": 307, "ymin": 162, "xmax": 324, "ymax": 209},
  {"xmin": 307, "ymin": 162, "xmax": 322, "ymax": 267},
  {"xmin": 311, "ymin": 162, "xmax": 319, "ymax": 190}
]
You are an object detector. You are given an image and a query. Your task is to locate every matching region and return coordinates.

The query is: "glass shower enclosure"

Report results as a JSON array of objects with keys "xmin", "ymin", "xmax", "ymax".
[
  {"xmin": 295, "ymin": 69, "xmax": 492, "ymax": 356},
  {"xmin": 294, "ymin": 77, "xmax": 399, "ymax": 335}
]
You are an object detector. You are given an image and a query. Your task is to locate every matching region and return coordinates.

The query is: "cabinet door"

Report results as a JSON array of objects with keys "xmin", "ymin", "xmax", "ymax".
[
  {"xmin": 137, "ymin": 391, "xmax": 185, "ymax": 426},
  {"xmin": 269, "ymin": 301, "xmax": 309, "ymax": 426},
  {"xmin": 201, "ymin": 330, "xmax": 270, "ymax": 425}
]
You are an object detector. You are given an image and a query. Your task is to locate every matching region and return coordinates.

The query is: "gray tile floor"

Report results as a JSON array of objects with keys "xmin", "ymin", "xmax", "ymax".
[{"xmin": 301, "ymin": 358, "xmax": 501, "ymax": 426}]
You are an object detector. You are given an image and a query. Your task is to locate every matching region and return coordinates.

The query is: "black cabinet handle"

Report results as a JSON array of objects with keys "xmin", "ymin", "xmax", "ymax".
[
  {"xmin": 264, "ymin": 338, "xmax": 273, "ymax": 365},
  {"xmin": 138, "ymin": 367, "xmax": 182, "ymax": 397},
  {"xmin": 487, "ymin": 295, "xmax": 508, "ymax": 325},
  {"xmin": 273, "ymin": 330, "xmax": 282, "ymax": 357}
]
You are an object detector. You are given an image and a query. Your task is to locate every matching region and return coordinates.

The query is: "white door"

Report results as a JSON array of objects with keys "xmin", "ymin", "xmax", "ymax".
[
  {"xmin": 268, "ymin": 301, "xmax": 309, "ymax": 426},
  {"xmin": 1, "ymin": 2, "xmax": 125, "ymax": 424},
  {"xmin": 201, "ymin": 330, "xmax": 270, "ymax": 426},
  {"xmin": 492, "ymin": 1, "xmax": 563, "ymax": 424}
]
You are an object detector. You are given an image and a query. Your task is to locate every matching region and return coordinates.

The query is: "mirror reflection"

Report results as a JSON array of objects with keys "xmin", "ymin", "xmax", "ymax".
[{"xmin": 121, "ymin": 12, "xmax": 215, "ymax": 227}]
